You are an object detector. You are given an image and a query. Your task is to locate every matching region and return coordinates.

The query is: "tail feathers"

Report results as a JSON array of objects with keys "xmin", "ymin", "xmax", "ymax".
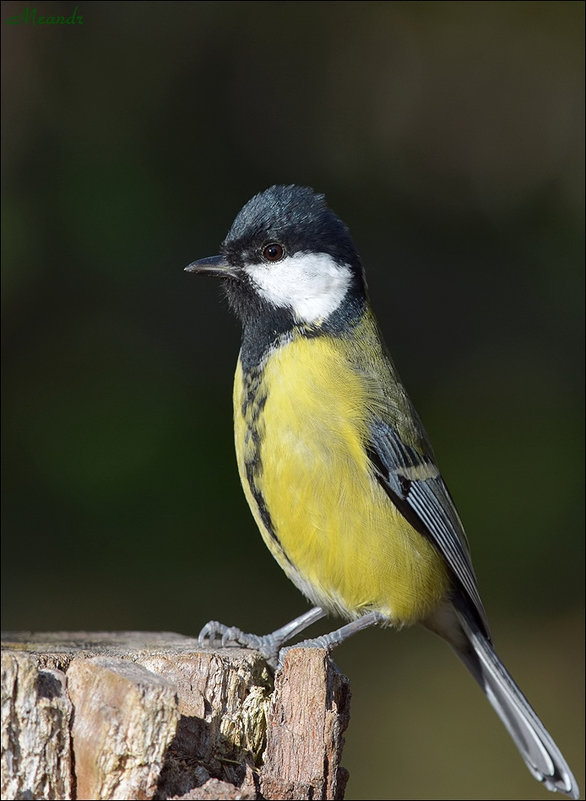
[{"xmin": 455, "ymin": 611, "xmax": 579, "ymax": 799}]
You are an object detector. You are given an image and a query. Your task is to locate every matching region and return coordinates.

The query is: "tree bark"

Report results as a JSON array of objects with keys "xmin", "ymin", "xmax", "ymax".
[{"xmin": 1, "ymin": 632, "xmax": 350, "ymax": 801}]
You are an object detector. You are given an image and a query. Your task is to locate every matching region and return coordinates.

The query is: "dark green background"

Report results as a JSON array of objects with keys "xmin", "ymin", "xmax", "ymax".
[{"xmin": 2, "ymin": 2, "xmax": 584, "ymax": 799}]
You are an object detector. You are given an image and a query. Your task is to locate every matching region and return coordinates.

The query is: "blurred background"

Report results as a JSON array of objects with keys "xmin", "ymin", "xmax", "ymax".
[{"xmin": 1, "ymin": 2, "xmax": 584, "ymax": 798}]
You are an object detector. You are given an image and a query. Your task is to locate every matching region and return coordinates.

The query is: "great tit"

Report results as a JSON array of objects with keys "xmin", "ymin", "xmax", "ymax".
[{"xmin": 185, "ymin": 184, "xmax": 578, "ymax": 798}]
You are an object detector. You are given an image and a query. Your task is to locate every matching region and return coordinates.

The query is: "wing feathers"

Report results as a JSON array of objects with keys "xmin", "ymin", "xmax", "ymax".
[{"xmin": 367, "ymin": 419, "xmax": 490, "ymax": 636}]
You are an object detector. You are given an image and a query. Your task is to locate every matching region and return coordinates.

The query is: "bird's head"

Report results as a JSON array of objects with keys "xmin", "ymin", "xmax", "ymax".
[{"xmin": 186, "ymin": 185, "xmax": 367, "ymax": 329}]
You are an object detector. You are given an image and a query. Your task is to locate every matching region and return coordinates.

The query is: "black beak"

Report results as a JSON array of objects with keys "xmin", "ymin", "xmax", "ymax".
[{"xmin": 184, "ymin": 255, "xmax": 238, "ymax": 277}]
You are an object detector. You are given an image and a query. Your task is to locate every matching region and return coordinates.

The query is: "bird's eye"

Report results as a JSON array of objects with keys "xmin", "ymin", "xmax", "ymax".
[{"xmin": 262, "ymin": 243, "xmax": 285, "ymax": 262}]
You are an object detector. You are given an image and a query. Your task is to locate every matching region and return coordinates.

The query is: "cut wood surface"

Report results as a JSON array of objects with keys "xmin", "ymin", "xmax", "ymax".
[{"xmin": 1, "ymin": 631, "xmax": 350, "ymax": 801}]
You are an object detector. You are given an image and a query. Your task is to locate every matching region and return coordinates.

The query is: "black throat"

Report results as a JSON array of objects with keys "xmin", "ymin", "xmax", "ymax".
[{"xmin": 228, "ymin": 275, "xmax": 367, "ymax": 372}]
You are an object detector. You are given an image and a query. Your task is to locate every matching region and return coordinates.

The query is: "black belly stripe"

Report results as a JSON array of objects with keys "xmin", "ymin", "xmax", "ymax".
[{"xmin": 240, "ymin": 362, "xmax": 293, "ymax": 566}]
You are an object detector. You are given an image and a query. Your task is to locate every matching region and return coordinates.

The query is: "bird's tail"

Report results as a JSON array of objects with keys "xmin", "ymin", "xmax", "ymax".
[{"xmin": 451, "ymin": 605, "xmax": 579, "ymax": 798}]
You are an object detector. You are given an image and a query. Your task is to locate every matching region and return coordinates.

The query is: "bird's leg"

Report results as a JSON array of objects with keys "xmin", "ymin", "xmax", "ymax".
[
  {"xmin": 198, "ymin": 606, "xmax": 327, "ymax": 668},
  {"xmin": 279, "ymin": 610, "xmax": 387, "ymax": 666}
]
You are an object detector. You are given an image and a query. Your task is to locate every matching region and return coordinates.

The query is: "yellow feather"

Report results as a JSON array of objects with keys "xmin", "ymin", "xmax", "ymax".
[{"xmin": 233, "ymin": 310, "xmax": 450, "ymax": 626}]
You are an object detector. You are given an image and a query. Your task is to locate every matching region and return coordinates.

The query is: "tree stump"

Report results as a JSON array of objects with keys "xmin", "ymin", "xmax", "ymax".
[{"xmin": 1, "ymin": 631, "xmax": 350, "ymax": 801}]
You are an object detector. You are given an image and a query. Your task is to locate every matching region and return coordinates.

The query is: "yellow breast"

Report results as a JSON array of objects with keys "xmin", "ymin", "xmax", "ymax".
[{"xmin": 233, "ymin": 326, "xmax": 449, "ymax": 626}]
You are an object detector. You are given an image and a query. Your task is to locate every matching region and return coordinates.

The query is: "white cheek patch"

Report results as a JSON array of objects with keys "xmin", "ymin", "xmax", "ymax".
[{"xmin": 245, "ymin": 252, "xmax": 351, "ymax": 324}]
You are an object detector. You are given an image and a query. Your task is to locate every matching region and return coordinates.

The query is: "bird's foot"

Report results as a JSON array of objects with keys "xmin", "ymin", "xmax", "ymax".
[
  {"xmin": 198, "ymin": 608, "xmax": 329, "ymax": 670},
  {"xmin": 276, "ymin": 636, "xmax": 334, "ymax": 668},
  {"xmin": 276, "ymin": 610, "xmax": 387, "ymax": 667},
  {"xmin": 198, "ymin": 620, "xmax": 282, "ymax": 668}
]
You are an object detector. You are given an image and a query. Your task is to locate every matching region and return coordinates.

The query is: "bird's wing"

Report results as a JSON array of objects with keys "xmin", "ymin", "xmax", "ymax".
[{"xmin": 367, "ymin": 419, "xmax": 490, "ymax": 636}]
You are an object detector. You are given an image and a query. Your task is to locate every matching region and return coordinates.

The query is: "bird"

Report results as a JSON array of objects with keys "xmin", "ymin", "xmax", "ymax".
[{"xmin": 185, "ymin": 184, "xmax": 578, "ymax": 798}]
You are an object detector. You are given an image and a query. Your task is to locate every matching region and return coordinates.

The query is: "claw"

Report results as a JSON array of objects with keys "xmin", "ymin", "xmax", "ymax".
[
  {"xmin": 276, "ymin": 645, "xmax": 289, "ymax": 670},
  {"xmin": 220, "ymin": 626, "xmax": 253, "ymax": 648},
  {"xmin": 277, "ymin": 637, "xmax": 331, "ymax": 668},
  {"xmin": 198, "ymin": 620, "xmax": 266, "ymax": 652},
  {"xmin": 198, "ymin": 620, "xmax": 232, "ymax": 648},
  {"xmin": 196, "ymin": 619, "xmax": 282, "ymax": 667}
]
